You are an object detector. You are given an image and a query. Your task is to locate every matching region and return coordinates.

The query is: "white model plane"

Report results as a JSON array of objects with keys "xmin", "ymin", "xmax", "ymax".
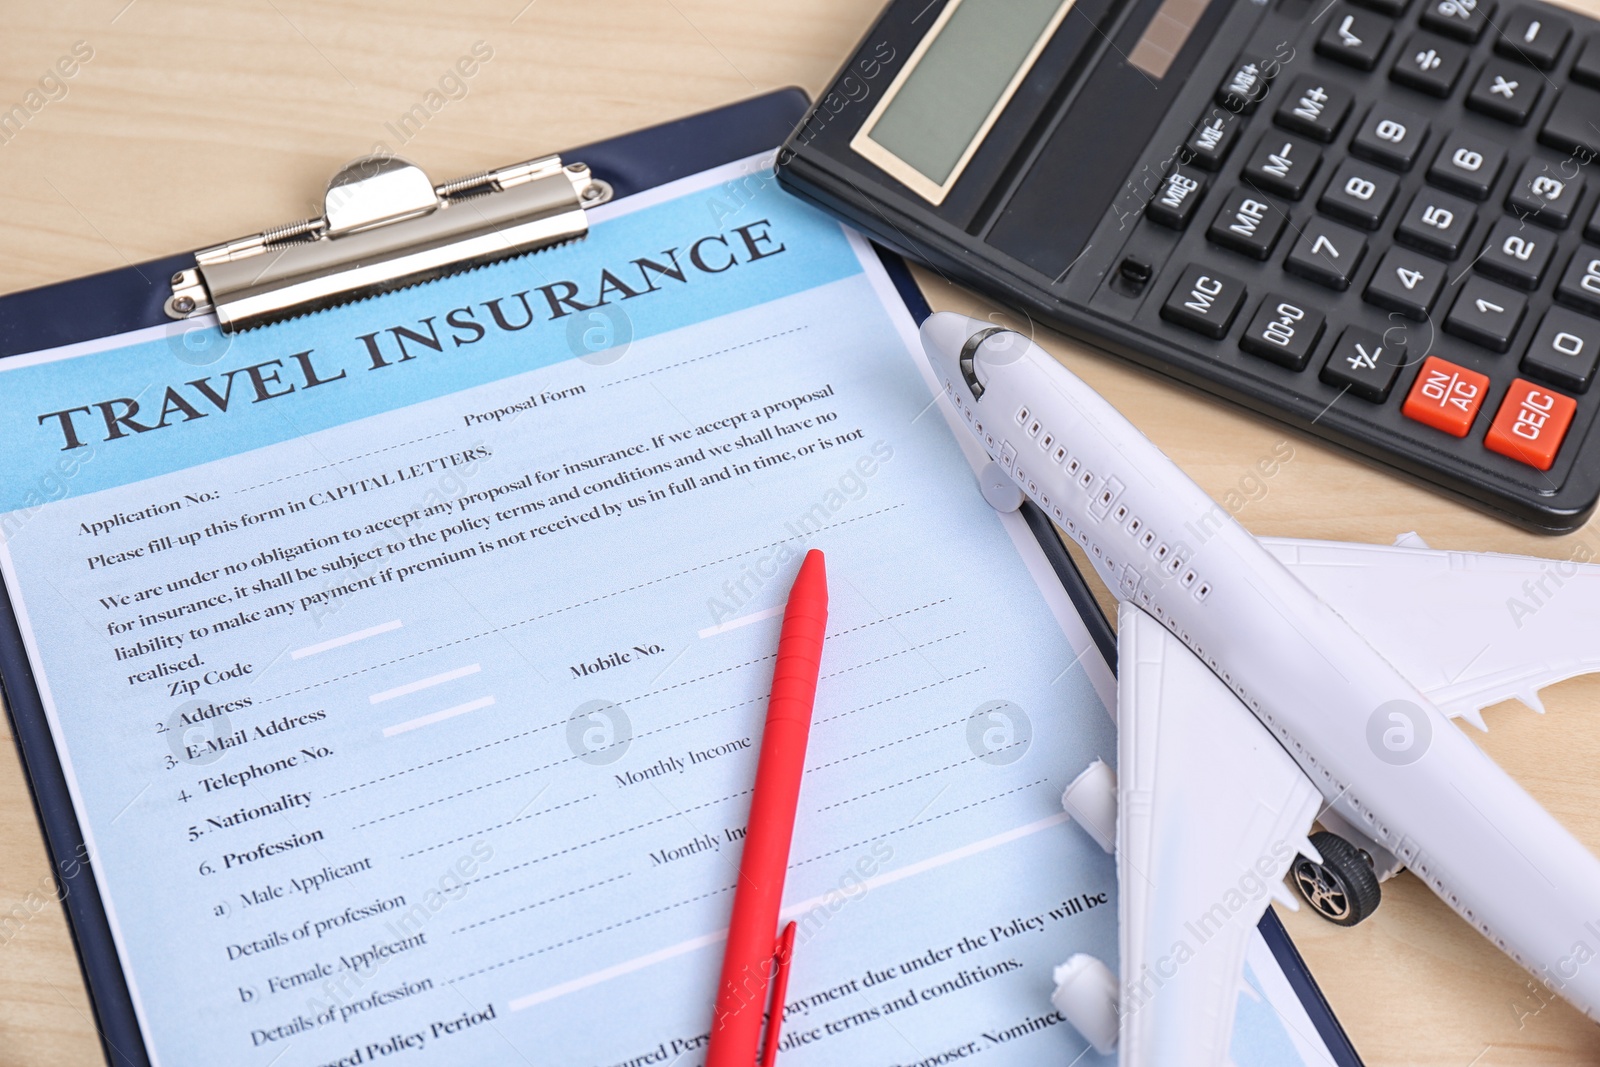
[{"xmin": 919, "ymin": 311, "xmax": 1600, "ymax": 1065}]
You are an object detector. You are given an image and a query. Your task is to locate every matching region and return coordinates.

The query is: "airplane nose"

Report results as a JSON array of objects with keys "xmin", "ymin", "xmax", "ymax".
[{"xmin": 919, "ymin": 311, "xmax": 993, "ymax": 375}]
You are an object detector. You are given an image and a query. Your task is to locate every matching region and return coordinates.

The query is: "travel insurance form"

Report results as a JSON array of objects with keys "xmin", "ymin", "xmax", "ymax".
[{"xmin": 0, "ymin": 155, "xmax": 1338, "ymax": 1067}]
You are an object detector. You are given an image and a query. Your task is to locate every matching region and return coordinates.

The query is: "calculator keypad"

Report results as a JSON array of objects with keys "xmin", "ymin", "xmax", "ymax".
[
  {"xmin": 1427, "ymin": 131, "xmax": 1505, "ymax": 197},
  {"xmin": 1318, "ymin": 7, "xmax": 1396, "ymax": 69},
  {"xmin": 1506, "ymin": 160, "xmax": 1584, "ymax": 227},
  {"xmin": 1392, "ymin": 33, "xmax": 1470, "ymax": 95},
  {"xmin": 1420, "ymin": 0, "xmax": 1495, "ymax": 43},
  {"xmin": 1465, "ymin": 61, "xmax": 1543, "ymax": 122},
  {"xmin": 1243, "ymin": 133, "xmax": 1323, "ymax": 198},
  {"xmin": 1207, "ymin": 190, "xmax": 1287, "ymax": 258},
  {"xmin": 1396, "ymin": 187, "xmax": 1476, "ymax": 257},
  {"xmin": 1126, "ymin": 0, "xmax": 1600, "ymax": 509},
  {"xmin": 1495, "ymin": 9, "xmax": 1571, "ymax": 67}
]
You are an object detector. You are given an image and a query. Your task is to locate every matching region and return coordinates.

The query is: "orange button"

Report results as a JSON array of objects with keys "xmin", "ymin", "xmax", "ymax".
[
  {"xmin": 1401, "ymin": 356, "xmax": 1490, "ymax": 438},
  {"xmin": 1485, "ymin": 378, "xmax": 1577, "ymax": 471}
]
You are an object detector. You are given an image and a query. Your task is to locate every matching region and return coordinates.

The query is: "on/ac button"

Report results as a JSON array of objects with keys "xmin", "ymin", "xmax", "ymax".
[
  {"xmin": 1401, "ymin": 356, "xmax": 1489, "ymax": 437},
  {"xmin": 1485, "ymin": 378, "xmax": 1577, "ymax": 471}
]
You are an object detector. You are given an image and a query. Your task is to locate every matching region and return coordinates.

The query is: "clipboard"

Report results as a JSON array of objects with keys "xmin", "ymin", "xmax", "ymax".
[{"xmin": 0, "ymin": 90, "xmax": 1360, "ymax": 1067}]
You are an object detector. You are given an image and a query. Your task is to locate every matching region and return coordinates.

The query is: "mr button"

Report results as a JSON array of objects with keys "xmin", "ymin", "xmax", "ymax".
[
  {"xmin": 1401, "ymin": 356, "xmax": 1489, "ymax": 436},
  {"xmin": 1485, "ymin": 378, "xmax": 1577, "ymax": 470}
]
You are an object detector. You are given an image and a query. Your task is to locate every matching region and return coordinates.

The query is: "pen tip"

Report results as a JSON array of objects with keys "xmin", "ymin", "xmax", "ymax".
[{"xmin": 799, "ymin": 548, "xmax": 825, "ymax": 582}]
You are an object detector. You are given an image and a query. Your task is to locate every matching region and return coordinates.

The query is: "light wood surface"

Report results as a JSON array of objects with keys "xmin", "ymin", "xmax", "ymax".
[{"xmin": 1, "ymin": 1, "xmax": 1598, "ymax": 1063}]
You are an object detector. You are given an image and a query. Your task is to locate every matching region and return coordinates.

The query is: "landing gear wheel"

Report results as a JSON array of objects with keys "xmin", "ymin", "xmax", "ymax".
[{"xmin": 1293, "ymin": 831, "xmax": 1381, "ymax": 927}]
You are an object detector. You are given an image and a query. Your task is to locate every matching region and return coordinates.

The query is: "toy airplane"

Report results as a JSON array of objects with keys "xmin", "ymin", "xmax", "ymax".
[{"xmin": 920, "ymin": 311, "xmax": 1600, "ymax": 1065}]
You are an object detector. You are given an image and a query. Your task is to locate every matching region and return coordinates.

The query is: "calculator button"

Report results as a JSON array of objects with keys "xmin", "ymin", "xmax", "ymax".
[
  {"xmin": 1161, "ymin": 265, "xmax": 1247, "ymax": 338},
  {"xmin": 1321, "ymin": 326, "xmax": 1409, "ymax": 401},
  {"xmin": 1419, "ymin": 0, "xmax": 1495, "ymax": 42},
  {"xmin": 1507, "ymin": 160, "xmax": 1584, "ymax": 229},
  {"xmin": 1365, "ymin": 247, "xmax": 1448, "ymax": 318},
  {"xmin": 1494, "ymin": 9, "xmax": 1571, "ymax": 68},
  {"xmin": 1146, "ymin": 166, "xmax": 1208, "ymax": 229},
  {"xmin": 1426, "ymin": 132, "xmax": 1505, "ymax": 199},
  {"xmin": 1575, "ymin": 34, "xmax": 1600, "ymax": 88},
  {"xmin": 1402, "ymin": 356, "xmax": 1490, "ymax": 436},
  {"xmin": 1477, "ymin": 217, "xmax": 1555, "ymax": 289},
  {"xmin": 1465, "ymin": 61, "xmax": 1544, "ymax": 124},
  {"xmin": 1391, "ymin": 33, "xmax": 1470, "ymax": 96},
  {"xmin": 1208, "ymin": 189, "xmax": 1288, "ymax": 258},
  {"xmin": 1485, "ymin": 379, "xmax": 1576, "ymax": 470},
  {"xmin": 1522, "ymin": 307, "xmax": 1600, "ymax": 391},
  {"xmin": 1286, "ymin": 217, "xmax": 1370, "ymax": 289},
  {"xmin": 1590, "ymin": 199, "xmax": 1600, "ymax": 243},
  {"xmin": 1556, "ymin": 247, "xmax": 1600, "ymax": 316},
  {"xmin": 1217, "ymin": 58, "xmax": 1274, "ymax": 114},
  {"xmin": 1274, "ymin": 76, "xmax": 1354, "ymax": 142},
  {"xmin": 1242, "ymin": 133, "xmax": 1322, "ymax": 200},
  {"xmin": 1397, "ymin": 188, "xmax": 1476, "ymax": 258},
  {"xmin": 1240, "ymin": 296, "xmax": 1326, "ymax": 369},
  {"xmin": 1538, "ymin": 87, "xmax": 1600, "ymax": 158},
  {"xmin": 1350, "ymin": 103, "xmax": 1429, "ymax": 170},
  {"xmin": 1317, "ymin": 7, "xmax": 1394, "ymax": 70},
  {"xmin": 1352, "ymin": 0, "xmax": 1409, "ymax": 15},
  {"xmin": 1182, "ymin": 110, "xmax": 1240, "ymax": 171},
  {"xmin": 1444, "ymin": 275, "xmax": 1528, "ymax": 350},
  {"xmin": 1320, "ymin": 159, "xmax": 1400, "ymax": 229}
]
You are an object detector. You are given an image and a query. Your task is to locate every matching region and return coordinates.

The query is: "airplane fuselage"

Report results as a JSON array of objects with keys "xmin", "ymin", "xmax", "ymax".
[{"xmin": 925, "ymin": 315, "xmax": 1600, "ymax": 1020}]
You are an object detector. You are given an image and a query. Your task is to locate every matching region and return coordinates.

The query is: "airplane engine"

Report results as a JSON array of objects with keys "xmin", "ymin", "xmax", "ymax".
[
  {"xmin": 1062, "ymin": 759, "xmax": 1117, "ymax": 854},
  {"xmin": 1051, "ymin": 953, "xmax": 1118, "ymax": 1054}
]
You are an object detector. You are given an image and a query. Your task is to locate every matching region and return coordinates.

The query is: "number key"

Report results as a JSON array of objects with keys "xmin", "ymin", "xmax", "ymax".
[
  {"xmin": 1420, "ymin": 0, "xmax": 1495, "ymax": 42},
  {"xmin": 1507, "ymin": 160, "xmax": 1584, "ymax": 229},
  {"xmin": 1427, "ymin": 132, "xmax": 1505, "ymax": 199},
  {"xmin": 1466, "ymin": 61, "xmax": 1543, "ymax": 124},
  {"xmin": 1352, "ymin": 103, "xmax": 1429, "ymax": 170},
  {"xmin": 1555, "ymin": 246, "xmax": 1600, "ymax": 316},
  {"xmin": 1365, "ymin": 247, "xmax": 1448, "ymax": 318},
  {"xmin": 1522, "ymin": 307, "xmax": 1600, "ymax": 392},
  {"xmin": 1286, "ymin": 217, "xmax": 1369, "ymax": 290},
  {"xmin": 1477, "ymin": 217, "xmax": 1555, "ymax": 289},
  {"xmin": 1396, "ymin": 188, "xmax": 1476, "ymax": 258},
  {"xmin": 1444, "ymin": 275, "xmax": 1528, "ymax": 350},
  {"xmin": 1320, "ymin": 159, "xmax": 1399, "ymax": 229},
  {"xmin": 1240, "ymin": 295, "xmax": 1326, "ymax": 370}
]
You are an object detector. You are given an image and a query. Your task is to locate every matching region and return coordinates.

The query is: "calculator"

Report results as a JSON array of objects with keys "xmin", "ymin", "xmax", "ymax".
[{"xmin": 776, "ymin": 0, "xmax": 1600, "ymax": 530}]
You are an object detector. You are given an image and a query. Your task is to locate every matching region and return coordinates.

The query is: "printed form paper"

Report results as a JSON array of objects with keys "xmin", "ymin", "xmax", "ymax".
[{"xmin": 0, "ymin": 156, "xmax": 1337, "ymax": 1067}]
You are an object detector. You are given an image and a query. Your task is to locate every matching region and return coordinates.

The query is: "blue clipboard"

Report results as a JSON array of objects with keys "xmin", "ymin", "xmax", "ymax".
[{"xmin": 0, "ymin": 89, "xmax": 1361, "ymax": 1067}]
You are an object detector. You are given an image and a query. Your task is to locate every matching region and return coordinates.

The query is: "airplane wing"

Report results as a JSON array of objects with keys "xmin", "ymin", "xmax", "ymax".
[
  {"xmin": 1116, "ymin": 604, "xmax": 1325, "ymax": 1067},
  {"xmin": 1260, "ymin": 536, "xmax": 1600, "ymax": 725}
]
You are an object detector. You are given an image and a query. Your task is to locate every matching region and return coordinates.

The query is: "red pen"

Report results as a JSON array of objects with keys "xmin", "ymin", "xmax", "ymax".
[{"xmin": 706, "ymin": 549, "xmax": 828, "ymax": 1067}]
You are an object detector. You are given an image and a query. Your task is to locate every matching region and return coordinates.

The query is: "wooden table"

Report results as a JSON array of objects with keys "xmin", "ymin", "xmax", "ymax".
[{"xmin": 1, "ymin": 1, "xmax": 1597, "ymax": 1063}]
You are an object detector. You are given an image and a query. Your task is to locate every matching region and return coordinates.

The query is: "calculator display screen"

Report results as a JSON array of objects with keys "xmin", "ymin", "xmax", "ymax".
[{"xmin": 851, "ymin": 0, "xmax": 1078, "ymax": 204}]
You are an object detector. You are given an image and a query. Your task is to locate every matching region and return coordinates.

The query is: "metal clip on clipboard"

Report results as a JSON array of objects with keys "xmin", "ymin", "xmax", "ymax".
[{"xmin": 164, "ymin": 154, "xmax": 612, "ymax": 333}]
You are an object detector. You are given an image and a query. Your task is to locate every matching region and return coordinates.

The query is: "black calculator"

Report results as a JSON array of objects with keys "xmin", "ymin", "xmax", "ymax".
[{"xmin": 777, "ymin": 0, "xmax": 1600, "ymax": 531}]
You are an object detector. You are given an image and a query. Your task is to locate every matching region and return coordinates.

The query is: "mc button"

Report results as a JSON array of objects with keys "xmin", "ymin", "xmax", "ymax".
[{"xmin": 1161, "ymin": 265, "xmax": 1246, "ymax": 338}]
